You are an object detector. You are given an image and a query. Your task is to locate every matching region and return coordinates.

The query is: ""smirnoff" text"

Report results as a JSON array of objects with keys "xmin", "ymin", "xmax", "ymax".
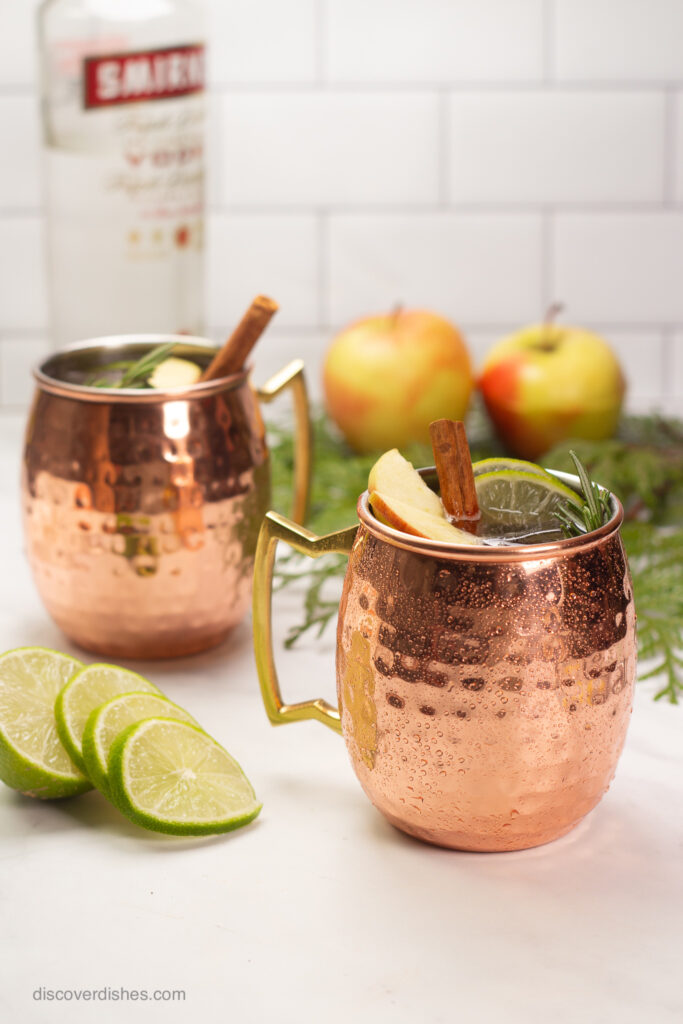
[{"xmin": 84, "ymin": 44, "xmax": 205, "ymax": 108}]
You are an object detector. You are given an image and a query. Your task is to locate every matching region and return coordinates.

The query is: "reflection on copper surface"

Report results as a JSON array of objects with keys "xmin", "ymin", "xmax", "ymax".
[
  {"xmin": 252, "ymin": 479, "xmax": 636, "ymax": 852},
  {"xmin": 334, "ymin": 491, "xmax": 636, "ymax": 851},
  {"xmin": 21, "ymin": 337, "xmax": 312, "ymax": 659}
]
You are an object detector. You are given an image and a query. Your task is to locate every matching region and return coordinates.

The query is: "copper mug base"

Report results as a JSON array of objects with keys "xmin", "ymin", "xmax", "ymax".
[
  {"xmin": 22, "ymin": 337, "xmax": 311, "ymax": 660},
  {"xmin": 252, "ymin": 472, "xmax": 636, "ymax": 853}
]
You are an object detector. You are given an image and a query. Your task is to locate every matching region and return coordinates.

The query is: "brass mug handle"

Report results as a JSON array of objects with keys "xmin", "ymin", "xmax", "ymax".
[
  {"xmin": 252, "ymin": 510, "xmax": 358, "ymax": 733},
  {"xmin": 257, "ymin": 359, "xmax": 312, "ymax": 526}
]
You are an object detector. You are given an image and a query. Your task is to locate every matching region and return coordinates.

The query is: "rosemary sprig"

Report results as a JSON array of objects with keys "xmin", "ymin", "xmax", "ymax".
[
  {"xmin": 88, "ymin": 343, "xmax": 176, "ymax": 388},
  {"xmin": 553, "ymin": 450, "xmax": 613, "ymax": 537}
]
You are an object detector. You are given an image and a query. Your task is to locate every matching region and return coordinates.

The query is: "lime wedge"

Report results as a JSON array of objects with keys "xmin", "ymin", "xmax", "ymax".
[
  {"xmin": 475, "ymin": 470, "xmax": 583, "ymax": 535},
  {"xmin": 55, "ymin": 664, "xmax": 161, "ymax": 775},
  {"xmin": 0, "ymin": 647, "xmax": 91, "ymax": 799},
  {"xmin": 108, "ymin": 718, "xmax": 262, "ymax": 836},
  {"xmin": 82, "ymin": 692, "xmax": 199, "ymax": 795},
  {"xmin": 472, "ymin": 457, "xmax": 553, "ymax": 478}
]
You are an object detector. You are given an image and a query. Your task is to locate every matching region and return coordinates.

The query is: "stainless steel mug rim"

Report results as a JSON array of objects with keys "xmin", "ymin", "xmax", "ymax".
[{"xmin": 33, "ymin": 334, "xmax": 249, "ymax": 403}]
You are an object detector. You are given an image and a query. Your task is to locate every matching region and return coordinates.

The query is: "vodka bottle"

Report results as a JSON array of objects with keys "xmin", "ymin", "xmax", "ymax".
[{"xmin": 38, "ymin": 0, "xmax": 206, "ymax": 347}]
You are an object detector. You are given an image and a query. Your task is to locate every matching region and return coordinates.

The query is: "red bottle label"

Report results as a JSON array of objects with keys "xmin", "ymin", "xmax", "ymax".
[{"xmin": 83, "ymin": 43, "xmax": 205, "ymax": 108}]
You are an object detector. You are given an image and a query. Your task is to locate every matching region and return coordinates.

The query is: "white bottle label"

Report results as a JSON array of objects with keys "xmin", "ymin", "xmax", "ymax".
[{"xmin": 44, "ymin": 43, "xmax": 206, "ymax": 346}]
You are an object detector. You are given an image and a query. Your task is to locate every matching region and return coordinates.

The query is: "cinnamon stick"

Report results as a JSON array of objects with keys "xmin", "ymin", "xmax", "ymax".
[
  {"xmin": 200, "ymin": 294, "xmax": 279, "ymax": 382},
  {"xmin": 429, "ymin": 419, "xmax": 480, "ymax": 531}
]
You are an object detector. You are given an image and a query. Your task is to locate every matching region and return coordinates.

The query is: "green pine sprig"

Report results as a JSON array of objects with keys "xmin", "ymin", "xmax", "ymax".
[{"xmin": 619, "ymin": 520, "xmax": 683, "ymax": 702}]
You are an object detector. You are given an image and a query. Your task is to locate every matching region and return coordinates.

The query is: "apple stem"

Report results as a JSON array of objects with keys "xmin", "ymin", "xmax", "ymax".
[
  {"xmin": 543, "ymin": 301, "xmax": 564, "ymax": 333},
  {"xmin": 390, "ymin": 303, "xmax": 403, "ymax": 328},
  {"xmin": 526, "ymin": 301, "xmax": 565, "ymax": 354}
]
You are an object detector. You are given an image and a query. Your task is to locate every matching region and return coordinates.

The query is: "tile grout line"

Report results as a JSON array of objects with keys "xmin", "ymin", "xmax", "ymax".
[
  {"xmin": 663, "ymin": 88, "xmax": 677, "ymax": 205},
  {"xmin": 437, "ymin": 90, "xmax": 450, "ymax": 207},
  {"xmin": 660, "ymin": 328, "xmax": 675, "ymax": 400},
  {"xmin": 315, "ymin": 0, "xmax": 327, "ymax": 86},
  {"xmin": 317, "ymin": 211, "xmax": 329, "ymax": 330},
  {"xmin": 203, "ymin": 202, "xmax": 683, "ymax": 216},
  {"xmin": 206, "ymin": 81, "xmax": 683, "ymax": 93},
  {"xmin": 541, "ymin": 209, "xmax": 554, "ymax": 313},
  {"xmin": 208, "ymin": 321, "xmax": 683, "ymax": 335},
  {"xmin": 4, "ymin": 80, "xmax": 683, "ymax": 97},
  {"xmin": 543, "ymin": 0, "xmax": 555, "ymax": 84}
]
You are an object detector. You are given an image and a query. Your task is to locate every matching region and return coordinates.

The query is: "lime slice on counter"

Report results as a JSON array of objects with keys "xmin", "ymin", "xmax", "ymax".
[
  {"xmin": 55, "ymin": 664, "xmax": 162, "ymax": 775},
  {"xmin": 472, "ymin": 457, "xmax": 553, "ymax": 478},
  {"xmin": 0, "ymin": 647, "xmax": 91, "ymax": 799},
  {"xmin": 475, "ymin": 470, "xmax": 584, "ymax": 536},
  {"xmin": 108, "ymin": 718, "xmax": 262, "ymax": 836},
  {"xmin": 82, "ymin": 692, "xmax": 200, "ymax": 796}
]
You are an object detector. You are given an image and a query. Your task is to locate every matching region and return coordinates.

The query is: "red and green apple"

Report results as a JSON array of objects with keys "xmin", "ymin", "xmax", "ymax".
[{"xmin": 478, "ymin": 322, "xmax": 626, "ymax": 460}]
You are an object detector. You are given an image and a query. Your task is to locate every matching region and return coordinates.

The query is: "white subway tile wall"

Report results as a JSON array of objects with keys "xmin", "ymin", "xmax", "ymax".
[
  {"xmin": 325, "ymin": 0, "xmax": 545, "ymax": 83},
  {"xmin": 0, "ymin": 218, "xmax": 47, "ymax": 331},
  {"xmin": 207, "ymin": 214, "xmax": 319, "ymax": 327},
  {"xmin": 220, "ymin": 93, "xmax": 440, "ymax": 206},
  {"xmin": 327, "ymin": 213, "xmax": 543, "ymax": 325},
  {"xmin": 0, "ymin": 0, "xmax": 681, "ymax": 415}
]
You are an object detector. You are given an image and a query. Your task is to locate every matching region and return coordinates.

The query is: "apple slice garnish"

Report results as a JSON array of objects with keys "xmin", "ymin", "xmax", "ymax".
[
  {"xmin": 148, "ymin": 356, "xmax": 201, "ymax": 389},
  {"xmin": 369, "ymin": 491, "xmax": 477, "ymax": 544},
  {"xmin": 368, "ymin": 448, "xmax": 444, "ymax": 519}
]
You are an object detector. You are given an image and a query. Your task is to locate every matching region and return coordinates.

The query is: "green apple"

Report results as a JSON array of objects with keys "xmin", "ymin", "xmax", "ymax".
[
  {"xmin": 478, "ymin": 323, "xmax": 626, "ymax": 460},
  {"xmin": 323, "ymin": 309, "xmax": 474, "ymax": 453}
]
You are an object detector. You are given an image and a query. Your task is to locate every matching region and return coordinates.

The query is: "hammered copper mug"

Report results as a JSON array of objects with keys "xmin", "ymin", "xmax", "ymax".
[
  {"xmin": 253, "ymin": 470, "xmax": 636, "ymax": 852},
  {"xmin": 22, "ymin": 335, "xmax": 311, "ymax": 659}
]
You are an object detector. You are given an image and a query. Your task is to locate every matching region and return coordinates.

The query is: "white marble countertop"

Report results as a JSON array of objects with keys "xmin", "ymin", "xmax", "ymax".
[{"xmin": 1, "ymin": 412, "xmax": 682, "ymax": 1024}]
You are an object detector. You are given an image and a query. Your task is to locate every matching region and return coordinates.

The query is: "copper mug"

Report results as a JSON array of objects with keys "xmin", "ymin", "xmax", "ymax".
[
  {"xmin": 253, "ymin": 470, "xmax": 636, "ymax": 852},
  {"xmin": 22, "ymin": 336, "xmax": 311, "ymax": 659}
]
